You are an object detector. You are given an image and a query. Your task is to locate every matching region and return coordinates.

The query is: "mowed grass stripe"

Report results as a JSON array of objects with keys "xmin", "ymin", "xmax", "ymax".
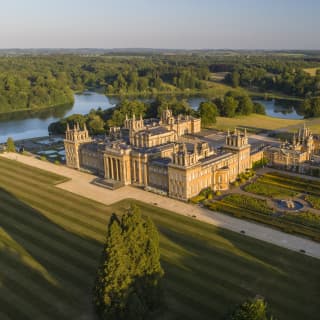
[
  {"xmin": 0, "ymin": 257, "xmax": 74, "ymax": 320},
  {"xmin": 0, "ymin": 189, "xmax": 101, "ymax": 259},
  {"xmin": 0, "ymin": 160, "xmax": 108, "ymax": 212},
  {"xmin": 165, "ymin": 281, "xmax": 218, "ymax": 320},
  {"xmin": 0, "ymin": 288, "xmax": 50, "ymax": 320},
  {"xmin": 162, "ymin": 251, "xmax": 307, "ymax": 319},
  {"xmin": 0, "ymin": 157, "xmax": 68, "ymax": 184},
  {"xmin": 164, "ymin": 296, "xmax": 207, "ymax": 320},
  {"xmin": 163, "ymin": 263, "xmax": 245, "ymax": 316},
  {"xmin": 1, "ymin": 251, "xmax": 81, "ymax": 307},
  {"xmin": 161, "ymin": 248, "xmax": 251, "ymax": 299},
  {"xmin": 0, "ymin": 207, "xmax": 98, "ymax": 272},
  {"xmin": 0, "ymin": 230, "xmax": 94, "ymax": 297},
  {"xmin": 0, "ymin": 173, "xmax": 107, "ymax": 240},
  {"xmin": 0, "ymin": 212, "xmax": 96, "ymax": 286},
  {"xmin": 0, "ymin": 170, "xmax": 106, "ymax": 226},
  {"xmin": 136, "ymin": 200, "xmax": 320, "ymax": 276},
  {"xmin": 0, "ymin": 165, "xmax": 109, "ymax": 216}
]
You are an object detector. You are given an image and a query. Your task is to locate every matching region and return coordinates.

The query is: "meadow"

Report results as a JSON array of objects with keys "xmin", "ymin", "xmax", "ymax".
[
  {"xmin": 214, "ymin": 114, "xmax": 320, "ymax": 134},
  {"xmin": 0, "ymin": 157, "xmax": 320, "ymax": 320}
]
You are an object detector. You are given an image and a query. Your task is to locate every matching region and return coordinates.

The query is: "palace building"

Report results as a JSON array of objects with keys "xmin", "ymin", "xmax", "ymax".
[
  {"xmin": 264, "ymin": 124, "xmax": 320, "ymax": 173},
  {"xmin": 64, "ymin": 109, "xmax": 261, "ymax": 200}
]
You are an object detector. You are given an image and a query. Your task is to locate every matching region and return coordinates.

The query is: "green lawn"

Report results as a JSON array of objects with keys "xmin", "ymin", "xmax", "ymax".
[
  {"xmin": 256, "ymin": 172, "xmax": 320, "ymax": 197},
  {"xmin": 244, "ymin": 181, "xmax": 298, "ymax": 198},
  {"xmin": 0, "ymin": 157, "xmax": 320, "ymax": 320},
  {"xmin": 213, "ymin": 114, "xmax": 320, "ymax": 134}
]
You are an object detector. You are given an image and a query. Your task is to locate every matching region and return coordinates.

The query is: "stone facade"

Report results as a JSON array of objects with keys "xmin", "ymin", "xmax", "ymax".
[
  {"xmin": 264, "ymin": 125, "xmax": 320, "ymax": 173},
  {"xmin": 64, "ymin": 110, "xmax": 255, "ymax": 200}
]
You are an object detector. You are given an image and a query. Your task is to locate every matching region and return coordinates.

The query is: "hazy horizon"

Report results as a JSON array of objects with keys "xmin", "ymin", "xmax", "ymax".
[{"xmin": 1, "ymin": 0, "xmax": 319, "ymax": 50}]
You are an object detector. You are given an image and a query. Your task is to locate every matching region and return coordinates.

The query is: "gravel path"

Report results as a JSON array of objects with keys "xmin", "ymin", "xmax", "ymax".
[{"xmin": 2, "ymin": 152, "xmax": 320, "ymax": 260}]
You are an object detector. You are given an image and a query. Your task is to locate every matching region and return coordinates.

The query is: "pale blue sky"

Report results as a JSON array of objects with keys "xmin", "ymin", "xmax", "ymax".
[{"xmin": 0, "ymin": 0, "xmax": 318, "ymax": 49}]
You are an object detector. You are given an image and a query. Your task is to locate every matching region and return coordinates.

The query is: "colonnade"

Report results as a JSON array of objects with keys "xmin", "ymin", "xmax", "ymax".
[{"xmin": 105, "ymin": 157, "xmax": 122, "ymax": 181}]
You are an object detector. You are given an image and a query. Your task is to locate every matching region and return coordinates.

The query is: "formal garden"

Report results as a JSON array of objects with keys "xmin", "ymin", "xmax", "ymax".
[{"xmin": 191, "ymin": 171, "xmax": 320, "ymax": 242}]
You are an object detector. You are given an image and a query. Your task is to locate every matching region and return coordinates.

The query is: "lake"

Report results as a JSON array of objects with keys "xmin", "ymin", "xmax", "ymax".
[
  {"xmin": 0, "ymin": 92, "xmax": 118, "ymax": 142},
  {"xmin": 254, "ymin": 99, "xmax": 304, "ymax": 120},
  {"xmin": 0, "ymin": 92, "xmax": 208, "ymax": 143},
  {"xmin": 0, "ymin": 92, "xmax": 303, "ymax": 143}
]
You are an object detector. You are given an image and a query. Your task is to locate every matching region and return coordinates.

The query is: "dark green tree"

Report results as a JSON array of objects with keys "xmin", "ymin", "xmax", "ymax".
[
  {"xmin": 237, "ymin": 95, "xmax": 254, "ymax": 115},
  {"xmin": 94, "ymin": 207, "xmax": 164, "ymax": 320},
  {"xmin": 231, "ymin": 71, "xmax": 240, "ymax": 88},
  {"xmin": 93, "ymin": 214, "xmax": 131, "ymax": 319},
  {"xmin": 199, "ymin": 101, "xmax": 218, "ymax": 127},
  {"xmin": 229, "ymin": 297, "xmax": 275, "ymax": 320},
  {"xmin": 223, "ymin": 96, "xmax": 238, "ymax": 118}
]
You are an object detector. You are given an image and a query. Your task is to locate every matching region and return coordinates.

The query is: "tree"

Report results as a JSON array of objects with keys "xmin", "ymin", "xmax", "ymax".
[
  {"xmin": 253, "ymin": 102, "xmax": 266, "ymax": 115},
  {"xmin": 93, "ymin": 214, "xmax": 131, "ymax": 319},
  {"xmin": 237, "ymin": 95, "xmax": 254, "ymax": 115},
  {"xmin": 303, "ymin": 97, "xmax": 320, "ymax": 117},
  {"xmin": 231, "ymin": 71, "xmax": 240, "ymax": 88},
  {"xmin": 199, "ymin": 101, "xmax": 218, "ymax": 127},
  {"xmin": 93, "ymin": 206, "xmax": 164, "ymax": 320},
  {"xmin": 223, "ymin": 96, "xmax": 238, "ymax": 118},
  {"xmin": 88, "ymin": 115, "xmax": 105, "ymax": 134},
  {"xmin": 229, "ymin": 297, "xmax": 275, "ymax": 320},
  {"xmin": 6, "ymin": 137, "xmax": 16, "ymax": 152}
]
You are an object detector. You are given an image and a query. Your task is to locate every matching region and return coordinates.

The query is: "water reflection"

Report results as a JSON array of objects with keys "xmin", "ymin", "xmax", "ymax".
[
  {"xmin": 0, "ymin": 92, "xmax": 304, "ymax": 143},
  {"xmin": 254, "ymin": 99, "xmax": 304, "ymax": 120}
]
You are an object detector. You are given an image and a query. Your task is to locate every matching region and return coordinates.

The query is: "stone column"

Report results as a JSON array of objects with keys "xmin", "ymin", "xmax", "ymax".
[
  {"xmin": 138, "ymin": 159, "xmax": 142, "ymax": 184},
  {"xmin": 132, "ymin": 159, "xmax": 136, "ymax": 182},
  {"xmin": 111, "ymin": 158, "xmax": 114, "ymax": 180},
  {"xmin": 118, "ymin": 159, "xmax": 121, "ymax": 181},
  {"xmin": 108, "ymin": 157, "xmax": 112, "ymax": 179},
  {"xmin": 122, "ymin": 160, "xmax": 126, "ymax": 184},
  {"xmin": 105, "ymin": 157, "xmax": 109, "ymax": 179},
  {"xmin": 143, "ymin": 162, "xmax": 148, "ymax": 186}
]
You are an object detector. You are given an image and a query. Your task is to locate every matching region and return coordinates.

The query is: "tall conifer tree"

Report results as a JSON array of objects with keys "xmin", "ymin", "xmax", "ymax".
[{"xmin": 94, "ymin": 207, "xmax": 164, "ymax": 320}]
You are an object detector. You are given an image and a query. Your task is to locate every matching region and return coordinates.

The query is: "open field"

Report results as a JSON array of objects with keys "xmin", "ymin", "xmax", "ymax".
[
  {"xmin": 0, "ymin": 157, "xmax": 320, "ymax": 319},
  {"xmin": 214, "ymin": 114, "xmax": 320, "ymax": 133},
  {"xmin": 303, "ymin": 67, "xmax": 319, "ymax": 76}
]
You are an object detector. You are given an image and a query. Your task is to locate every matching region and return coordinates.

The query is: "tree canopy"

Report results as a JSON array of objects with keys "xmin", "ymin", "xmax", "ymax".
[
  {"xmin": 198, "ymin": 101, "xmax": 219, "ymax": 127},
  {"xmin": 93, "ymin": 206, "xmax": 164, "ymax": 320},
  {"xmin": 229, "ymin": 297, "xmax": 275, "ymax": 320}
]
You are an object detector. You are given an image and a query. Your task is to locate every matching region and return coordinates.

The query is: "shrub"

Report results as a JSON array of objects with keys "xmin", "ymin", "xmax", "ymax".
[
  {"xmin": 305, "ymin": 195, "xmax": 320, "ymax": 209},
  {"xmin": 222, "ymin": 194, "xmax": 273, "ymax": 215},
  {"xmin": 282, "ymin": 211, "xmax": 320, "ymax": 230},
  {"xmin": 190, "ymin": 195, "xmax": 206, "ymax": 204},
  {"xmin": 229, "ymin": 297, "xmax": 274, "ymax": 320},
  {"xmin": 244, "ymin": 181, "xmax": 297, "ymax": 198}
]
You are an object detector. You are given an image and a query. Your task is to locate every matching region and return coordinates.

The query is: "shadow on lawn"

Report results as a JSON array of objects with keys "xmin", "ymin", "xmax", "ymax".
[
  {"xmin": 0, "ymin": 187, "xmax": 102, "ymax": 320},
  {"xmin": 157, "ymin": 219, "xmax": 320, "ymax": 320}
]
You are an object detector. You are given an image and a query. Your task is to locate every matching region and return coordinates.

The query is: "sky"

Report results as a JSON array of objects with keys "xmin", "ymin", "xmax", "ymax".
[{"xmin": 0, "ymin": 0, "xmax": 319, "ymax": 49}]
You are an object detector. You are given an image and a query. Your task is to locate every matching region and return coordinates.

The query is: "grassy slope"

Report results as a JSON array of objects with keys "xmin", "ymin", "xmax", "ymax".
[
  {"xmin": 0, "ymin": 157, "xmax": 319, "ymax": 320},
  {"xmin": 213, "ymin": 114, "xmax": 320, "ymax": 134}
]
